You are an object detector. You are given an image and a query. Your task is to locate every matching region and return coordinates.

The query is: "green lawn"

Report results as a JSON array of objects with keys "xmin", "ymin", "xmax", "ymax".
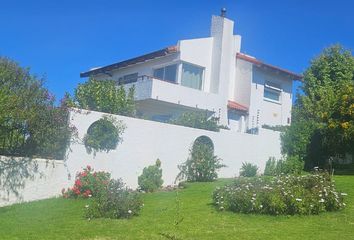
[{"xmin": 0, "ymin": 176, "xmax": 353, "ymax": 240}]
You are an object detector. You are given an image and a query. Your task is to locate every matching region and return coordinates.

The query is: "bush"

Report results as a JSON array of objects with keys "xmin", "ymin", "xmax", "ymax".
[
  {"xmin": 62, "ymin": 166, "xmax": 110, "ymax": 198},
  {"xmin": 73, "ymin": 78, "xmax": 136, "ymax": 117},
  {"xmin": 85, "ymin": 178, "xmax": 143, "ymax": 219},
  {"xmin": 83, "ymin": 116, "xmax": 126, "ymax": 155},
  {"xmin": 264, "ymin": 157, "xmax": 277, "ymax": 176},
  {"xmin": 176, "ymin": 141, "xmax": 225, "ymax": 182},
  {"xmin": 239, "ymin": 162, "xmax": 258, "ymax": 177},
  {"xmin": 138, "ymin": 159, "xmax": 163, "ymax": 192},
  {"xmin": 264, "ymin": 156, "xmax": 304, "ymax": 176},
  {"xmin": 213, "ymin": 172, "xmax": 347, "ymax": 215},
  {"xmin": 169, "ymin": 112, "xmax": 221, "ymax": 132}
]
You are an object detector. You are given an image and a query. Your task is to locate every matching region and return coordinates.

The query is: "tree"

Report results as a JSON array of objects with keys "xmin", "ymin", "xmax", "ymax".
[
  {"xmin": 282, "ymin": 45, "xmax": 354, "ymax": 169},
  {"xmin": 73, "ymin": 78, "xmax": 136, "ymax": 117},
  {"xmin": 0, "ymin": 56, "xmax": 73, "ymax": 159}
]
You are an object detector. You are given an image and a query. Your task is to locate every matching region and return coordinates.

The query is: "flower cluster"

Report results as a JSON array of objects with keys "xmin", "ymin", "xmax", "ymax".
[
  {"xmin": 213, "ymin": 172, "xmax": 347, "ymax": 215},
  {"xmin": 62, "ymin": 165, "xmax": 111, "ymax": 198}
]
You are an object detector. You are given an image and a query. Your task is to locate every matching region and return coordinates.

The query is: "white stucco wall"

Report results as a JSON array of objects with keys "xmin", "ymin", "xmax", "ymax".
[
  {"xmin": 66, "ymin": 109, "xmax": 282, "ymax": 188},
  {"xmin": 0, "ymin": 157, "xmax": 69, "ymax": 207},
  {"xmin": 0, "ymin": 108, "xmax": 283, "ymax": 206},
  {"xmin": 249, "ymin": 67, "xmax": 293, "ymax": 127}
]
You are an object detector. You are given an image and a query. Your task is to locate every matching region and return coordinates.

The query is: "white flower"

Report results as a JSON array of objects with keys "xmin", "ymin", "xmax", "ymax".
[
  {"xmin": 260, "ymin": 205, "xmax": 263, "ymax": 208},
  {"xmin": 295, "ymin": 198, "xmax": 302, "ymax": 202},
  {"xmin": 319, "ymin": 199, "xmax": 325, "ymax": 203},
  {"xmin": 341, "ymin": 193, "xmax": 348, "ymax": 196},
  {"xmin": 85, "ymin": 205, "xmax": 89, "ymax": 208},
  {"xmin": 88, "ymin": 194, "xmax": 92, "ymax": 198},
  {"xmin": 128, "ymin": 210, "xmax": 132, "ymax": 214}
]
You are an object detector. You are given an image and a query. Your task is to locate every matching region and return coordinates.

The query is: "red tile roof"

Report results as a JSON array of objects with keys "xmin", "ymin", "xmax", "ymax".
[
  {"xmin": 236, "ymin": 53, "xmax": 303, "ymax": 81},
  {"xmin": 80, "ymin": 46, "xmax": 178, "ymax": 78},
  {"xmin": 227, "ymin": 100, "xmax": 248, "ymax": 112}
]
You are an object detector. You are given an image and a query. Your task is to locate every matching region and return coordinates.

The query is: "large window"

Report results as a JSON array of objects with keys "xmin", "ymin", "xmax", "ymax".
[
  {"xmin": 181, "ymin": 63, "xmax": 204, "ymax": 90},
  {"xmin": 264, "ymin": 82, "xmax": 281, "ymax": 103},
  {"xmin": 153, "ymin": 64, "xmax": 178, "ymax": 83}
]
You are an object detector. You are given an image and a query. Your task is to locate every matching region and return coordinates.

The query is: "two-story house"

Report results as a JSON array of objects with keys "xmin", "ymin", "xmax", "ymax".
[{"xmin": 80, "ymin": 10, "xmax": 302, "ymax": 132}]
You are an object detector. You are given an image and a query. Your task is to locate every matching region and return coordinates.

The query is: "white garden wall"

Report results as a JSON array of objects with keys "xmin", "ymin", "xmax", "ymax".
[
  {"xmin": 0, "ymin": 108, "xmax": 282, "ymax": 206},
  {"xmin": 66, "ymin": 109, "xmax": 282, "ymax": 188},
  {"xmin": 0, "ymin": 157, "xmax": 70, "ymax": 207}
]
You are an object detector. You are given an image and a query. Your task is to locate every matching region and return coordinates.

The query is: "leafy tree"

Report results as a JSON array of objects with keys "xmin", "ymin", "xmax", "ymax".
[
  {"xmin": 0, "ymin": 56, "xmax": 73, "ymax": 159},
  {"xmin": 73, "ymin": 78, "xmax": 136, "ymax": 116},
  {"xmin": 282, "ymin": 45, "xmax": 354, "ymax": 169}
]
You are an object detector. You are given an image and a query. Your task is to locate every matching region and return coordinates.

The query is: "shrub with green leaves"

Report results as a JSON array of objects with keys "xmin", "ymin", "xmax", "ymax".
[
  {"xmin": 213, "ymin": 172, "xmax": 347, "ymax": 215},
  {"xmin": 177, "ymin": 139, "xmax": 225, "ymax": 182},
  {"xmin": 264, "ymin": 156, "xmax": 304, "ymax": 176},
  {"xmin": 169, "ymin": 112, "xmax": 221, "ymax": 132},
  {"xmin": 85, "ymin": 178, "xmax": 143, "ymax": 219},
  {"xmin": 83, "ymin": 116, "xmax": 126, "ymax": 155},
  {"xmin": 138, "ymin": 159, "xmax": 163, "ymax": 192},
  {"xmin": 239, "ymin": 162, "xmax": 258, "ymax": 177}
]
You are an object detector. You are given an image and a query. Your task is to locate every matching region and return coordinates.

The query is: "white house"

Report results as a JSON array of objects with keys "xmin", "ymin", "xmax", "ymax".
[{"xmin": 81, "ymin": 10, "xmax": 302, "ymax": 132}]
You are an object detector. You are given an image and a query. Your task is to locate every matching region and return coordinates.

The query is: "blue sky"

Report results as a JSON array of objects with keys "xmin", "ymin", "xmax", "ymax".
[{"xmin": 0, "ymin": 0, "xmax": 353, "ymax": 102}]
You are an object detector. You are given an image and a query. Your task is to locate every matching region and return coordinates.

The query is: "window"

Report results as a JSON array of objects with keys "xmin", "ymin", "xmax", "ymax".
[
  {"xmin": 264, "ymin": 82, "xmax": 281, "ymax": 102},
  {"xmin": 118, "ymin": 73, "xmax": 138, "ymax": 85},
  {"xmin": 181, "ymin": 63, "xmax": 204, "ymax": 90},
  {"xmin": 153, "ymin": 64, "xmax": 177, "ymax": 83}
]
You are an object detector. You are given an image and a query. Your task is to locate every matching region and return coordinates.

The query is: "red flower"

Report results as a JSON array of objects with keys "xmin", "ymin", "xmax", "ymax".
[
  {"xmin": 75, "ymin": 179, "xmax": 82, "ymax": 187},
  {"xmin": 86, "ymin": 165, "xmax": 92, "ymax": 171}
]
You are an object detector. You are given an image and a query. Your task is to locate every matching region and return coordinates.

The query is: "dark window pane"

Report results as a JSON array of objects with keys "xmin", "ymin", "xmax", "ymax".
[
  {"xmin": 153, "ymin": 68, "xmax": 164, "ymax": 80},
  {"xmin": 164, "ymin": 64, "xmax": 177, "ymax": 82}
]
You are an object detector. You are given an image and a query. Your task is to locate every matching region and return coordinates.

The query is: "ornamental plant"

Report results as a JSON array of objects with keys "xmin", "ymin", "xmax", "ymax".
[
  {"xmin": 83, "ymin": 116, "xmax": 126, "ymax": 155},
  {"xmin": 176, "ymin": 140, "xmax": 225, "ymax": 182},
  {"xmin": 138, "ymin": 159, "xmax": 163, "ymax": 192},
  {"xmin": 85, "ymin": 178, "xmax": 143, "ymax": 219},
  {"xmin": 239, "ymin": 162, "xmax": 258, "ymax": 177},
  {"xmin": 62, "ymin": 166, "xmax": 110, "ymax": 198},
  {"xmin": 213, "ymin": 172, "xmax": 347, "ymax": 215}
]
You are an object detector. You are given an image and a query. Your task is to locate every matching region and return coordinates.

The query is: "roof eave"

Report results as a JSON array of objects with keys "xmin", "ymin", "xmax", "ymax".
[
  {"xmin": 80, "ymin": 46, "xmax": 178, "ymax": 78},
  {"xmin": 236, "ymin": 53, "xmax": 303, "ymax": 81}
]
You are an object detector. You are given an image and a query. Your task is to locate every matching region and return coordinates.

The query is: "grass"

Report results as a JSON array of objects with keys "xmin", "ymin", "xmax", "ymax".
[{"xmin": 0, "ymin": 176, "xmax": 353, "ymax": 240}]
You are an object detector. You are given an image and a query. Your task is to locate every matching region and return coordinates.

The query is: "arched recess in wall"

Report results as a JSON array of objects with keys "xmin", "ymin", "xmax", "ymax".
[
  {"xmin": 83, "ymin": 116, "xmax": 126, "ymax": 155},
  {"xmin": 193, "ymin": 135, "xmax": 214, "ymax": 153}
]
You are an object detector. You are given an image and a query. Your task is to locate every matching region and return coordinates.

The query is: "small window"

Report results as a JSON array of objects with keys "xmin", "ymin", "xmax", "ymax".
[
  {"xmin": 153, "ymin": 64, "xmax": 177, "ymax": 83},
  {"xmin": 181, "ymin": 63, "xmax": 204, "ymax": 90},
  {"xmin": 118, "ymin": 73, "xmax": 138, "ymax": 85},
  {"xmin": 264, "ymin": 82, "xmax": 281, "ymax": 102}
]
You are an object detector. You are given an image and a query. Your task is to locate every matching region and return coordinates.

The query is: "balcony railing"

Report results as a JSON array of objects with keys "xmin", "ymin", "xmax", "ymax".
[{"xmin": 117, "ymin": 75, "xmax": 178, "ymax": 86}]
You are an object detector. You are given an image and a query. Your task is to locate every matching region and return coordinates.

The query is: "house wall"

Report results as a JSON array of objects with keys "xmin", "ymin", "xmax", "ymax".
[
  {"xmin": 178, "ymin": 37, "xmax": 213, "ymax": 93},
  {"xmin": 249, "ymin": 67, "xmax": 293, "ymax": 127}
]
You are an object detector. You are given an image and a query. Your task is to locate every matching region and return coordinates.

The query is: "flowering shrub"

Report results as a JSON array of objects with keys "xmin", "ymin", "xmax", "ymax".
[
  {"xmin": 62, "ymin": 166, "xmax": 110, "ymax": 198},
  {"xmin": 138, "ymin": 159, "xmax": 163, "ymax": 192},
  {"xmin": 213, "ymin": 172, "xmax": 347, "ymax": 215},
  {"xmin": 85, "ymin": 178, "xmax": 143, "ymax": 219}
]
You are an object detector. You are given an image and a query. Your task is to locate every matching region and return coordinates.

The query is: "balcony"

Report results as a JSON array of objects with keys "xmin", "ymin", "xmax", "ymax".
[{"xmin": 122, "ymin": 75, "xmax": 223, "ymax": 113}]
